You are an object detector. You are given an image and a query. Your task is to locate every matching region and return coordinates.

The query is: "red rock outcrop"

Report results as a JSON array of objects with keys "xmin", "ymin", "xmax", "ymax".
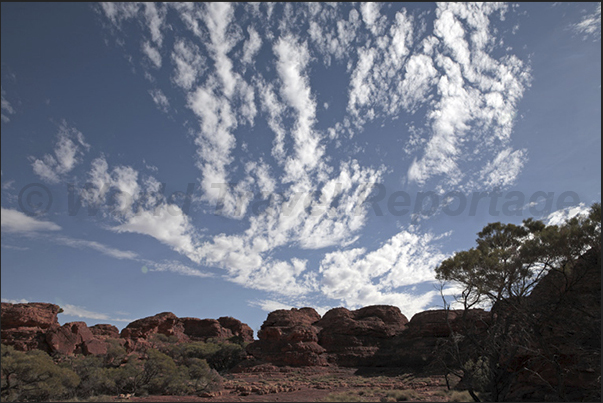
[
  {"xmin": 120, "ymin": 312, "xmax": 185, "ymax": 340},
  {"xmin": 179, "ymin": 316, "xmax": 253, "ymax": 342},
  {"xmin": 119, "ymin": 312, "xmax": 255, "ymax": 351},
  {"xmin": 218, "ymin": 316, "xmax": 254, "ymax": 342},
  {"xmin": 0, "ymin": 302, "xmax": 60, "ymax": 329},
  {"xmin": 46, "ymin": 321, "xmax": 108, "ymax": 356},
  {"xmin": 247, "ymin": 308, "xmax": 327, "ymax": 366},
  {"xmin": 89, "ymin": 324, "xmax": 120, "ymax": 339},
  {"xmin": 404, "ymin": 309, "xmax": 490, "ymax": 338},
  {"xmin": 247, "ymin": 305, "xmax": 410, "ymax": 367},
  {"xmin": 377, "ymin": 308, "xmax": 491, "ymax": 370},
  {"xmin": 0, "ymin": 302, "xmax": 61, "ymax": 352},
  {"xmin": 180, "ymin": 318, "xmax": 231, "ymax": 340},
  {"xmin": 316, "ymin": 305, "xmax": 409, "ymax": 366},
  {"xmin": 0, "ymin": 303, "xmax": 113, "ymax": 356},
  {"xmin": 1, "ymin": 304, "xmax": 255, "ymax": 356}
]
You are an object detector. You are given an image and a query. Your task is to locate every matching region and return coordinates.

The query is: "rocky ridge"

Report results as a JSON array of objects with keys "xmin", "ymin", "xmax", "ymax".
[{"xmin": 0, "ymin": 303, "xmax": 253, "ymax": 357}]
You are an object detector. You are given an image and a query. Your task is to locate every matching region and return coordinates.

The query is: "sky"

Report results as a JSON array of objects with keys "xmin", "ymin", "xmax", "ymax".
[{"xmin": 1, "ymin": 2, "xmax": 601, "ymax": 334}]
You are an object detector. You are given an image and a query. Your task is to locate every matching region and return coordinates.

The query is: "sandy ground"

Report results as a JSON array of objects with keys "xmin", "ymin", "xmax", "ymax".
[{"xmin": 116, "ymin": 366, "xmax": 459, "ymax": 402}]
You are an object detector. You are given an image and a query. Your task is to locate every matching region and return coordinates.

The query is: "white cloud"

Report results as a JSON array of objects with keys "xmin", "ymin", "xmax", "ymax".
[
  {"xmin": 273, "ymin": 35, "xmax": 325, "ymax": 183},
  {"xmin": 142, "ymin": 41, "xmax": 162, "ymax": 68},
  {"xmin": 113, "ymin": 203, "xmax": 200, "ymax": 263},
  {"xmin": 142, "ymin": 2, "xmax": 166, "ymax": 47},
  {"xmin": 479, "ymin": 147, "xmax": 527, "ymax": 188},
  {"xmin": 100, "ymin": 2, "xmax": 165, "ymax": 47},
  {"xmin": 242, "ymin": 26, "xmax": 262, "ymax": 65},
  {"xmin": 171, "ymin": 39, "xmax": 205, "ymax": 90},
  {"xmin": 61, "ymin": 303, "xmax": 132, "ymax": 323},
  {"xmin": 92, "ymin": 3, "xmax": 536, "ymax": 311},
  {"xmin": 1, "ymin": 86, "xmax": 15, "ymax": 123},
  {"xmin": 545, "ymin": 202, "xmax": 591, "ymax": 226},
  {"xmin": 319, "ymin": 228, "xmax": 449, "ymax": 317},
  {"xmin": 147, "ymin": 260, "xmax": 214, "ymax": 278},
  {"xmin": 1, "ymin": 297, "xmax": 131, "ymax": 323},
  {"xmin": 361, "ymin": 2, "xmax": 385, "ymax": 36},
  {"xmin": 1, "ymin": 298, "xmax": 30, "ymax": 304},
  {"xmin": 81, "ymin": 156, "xmax": 112, "ymax": 207},
  {"xmin": 81, "ymin": 157, "xmax": 141, "ymax": 215},
  {"xmin": 249, "ymin": 299, "xmax": 294, "ymax": 312},
  {"xmin": 407, "ymin": 3, "xmax": 530, "ymax": 189},
  {"xmin": 1, "ymin": 244, "xmax": 29, "ymax": 251},
  {"xmin": 31, "ymin": 122, "xmax": 90, "ymax": 184},
  {"xmin": 53, "ymin": 236, "xmax": 138, "ymax": 260},
  {"xmin": 571, "ymin": 3, "xmax": 601, "ymax": 40},
  {"xmin": 148, "ymin": 88, "xmax": 169, "ymax": 112},
  {"xmin": 1, "ymin": 207, "xmax": 61, "ymax": 233}
]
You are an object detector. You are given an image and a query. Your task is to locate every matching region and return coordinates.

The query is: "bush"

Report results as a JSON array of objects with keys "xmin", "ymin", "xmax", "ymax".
[
  {"xmin": 1, "ymin": 341, "xmax": 226, "ymax": 400},
  {"xmin": 1, "ymin": 344, "xmax": 80, "ymax": 402},
  {"xmin": 103, "ymin": 339, "xmax": 127, "ymax": 367},
  {"xmin": 166, "ymin": 341, "xmax": 245, "ymax": 373},
  {"xmin": 185, "ymin": 358, "xmax": 222, "ymax": 394},
  {"xmin": 321, "ymin": 391, "xmax": 366, "ymax": 402},
  {"xmin": 384, "ymin": 389, "xmax": 418, "ymax": 401},
  {"xmin": 68, "ymin": 355, "xmax": 114, "ymax": 398}
]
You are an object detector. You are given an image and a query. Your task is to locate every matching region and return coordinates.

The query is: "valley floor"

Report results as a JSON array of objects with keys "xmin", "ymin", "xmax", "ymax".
[{"xmin": 120, "ymin": 367, "xmax": 463, "ymax": 402}]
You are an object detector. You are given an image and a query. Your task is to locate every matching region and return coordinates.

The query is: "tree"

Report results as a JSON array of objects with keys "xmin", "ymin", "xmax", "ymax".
[
  {"xmin": 1, "ymin": 344, "xmax": 80, "ymax": 402},
  {"xmin": 435, "ymin": 203, "xmax": 601, "ymax": 402}
]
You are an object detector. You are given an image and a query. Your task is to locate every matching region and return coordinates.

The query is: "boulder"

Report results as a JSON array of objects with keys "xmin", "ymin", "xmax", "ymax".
[
  {"xmin": 218, "ymin": 316, "xmax": 254, "ymax": 342},
  {"xmin": 247, "ymin": 308, "xmax": 327, "ymax": 366},
  {"xmin": 316, "ymin": 305, "xmax": 409, "ymax": 366},
  {"xmin": 120, "ymin": 312, "xmax": 186, "ymax": 340},
  {"xmin": 1, "ymin": 302, "xmax": 60, "ymax": 329},
  {"xmin": 404, "ymin": 309, "xmax": 490, "ymax": 338},
  {"xmin": 180, "ymin": 318, "xmax": 231, "ymax": 341},
  {"xmin": 0, "ymin": 326, "xmax": 52, "ymax": 352},
  {"xmin": 119, "ymin": 312, "xmax": 255, "ymax": 351},
  {"xmin": 89, "ymin": 324, "xmax": 120, "ymax": 339},
  {"xmin": 46, "ymin": 321, "xmax": 108, "ymax": 356},
  {"xmin": 1, "ymin": 302, "xmax": 61, "ymax": 352}
]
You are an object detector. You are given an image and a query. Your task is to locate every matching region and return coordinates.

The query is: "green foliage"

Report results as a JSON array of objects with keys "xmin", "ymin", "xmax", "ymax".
[
  {"xmin": 1, "ymin": 340, "xmax": 227, "ymax": 401},
  {"xmin": 165, "ymin": 340, "xmax": 246, "ymax": 373},
  {"xmin": 434, "ymin": 203, "xmax": 601, "ymax": 402},
  {"xmin": 436, "ymin": 202, "xmax": 601, "ymax": 304},
  {"xmin": 103, "ymin": 339, "xmax": 127, "ymax": 368},
  {"xmin": 67, "ymin": 355, "xmax": 114, "ymax": 398},
  {"xmin": 1, "ymin": 344, "xmax": 80, "ymax": 402}
]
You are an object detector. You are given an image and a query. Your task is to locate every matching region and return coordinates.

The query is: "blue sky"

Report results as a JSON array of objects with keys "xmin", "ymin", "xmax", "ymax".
[{"xmin": 1, "ymin": 3, "xmax": 600, "ymax": 334}]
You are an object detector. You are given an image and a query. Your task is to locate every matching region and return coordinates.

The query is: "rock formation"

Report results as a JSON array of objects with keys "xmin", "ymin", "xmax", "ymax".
[
  {"xmin": 89, "ymin": 324, "xmax": 120, "ymax": 339},
  {"xmin": 46, "ymin": 321, "xmax": 108, "ymax": 356},
  {"xmin": 316, "ymin": 305, "xmax": 409, "ymax": 366},
  {"xmin": 0, "ymin": 302, "xmax": 61, "ymax": 352},
  {"xmin": 247, "ymin": 308, "xmax": 326, "ymax": 366},
  {"xmin": 1, "ymin": 303, "xmax": 253, "ymax": 356},
  {"xmin": 246, "ymin": 305, "xmax": 410, "ymax": 367}
]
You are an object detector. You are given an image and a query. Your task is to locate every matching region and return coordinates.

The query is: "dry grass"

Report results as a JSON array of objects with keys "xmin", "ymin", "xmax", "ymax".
[
  {"xmin": 447, "ymin": 390, "xmax": 474, "ymax": 402},
  {"xmin": 320, "ymin": 391, "xmax": 367, "ymax": 402},
  {"xmin": 383, "ymin": 389, "xmax": 419, "ymax": 401}
]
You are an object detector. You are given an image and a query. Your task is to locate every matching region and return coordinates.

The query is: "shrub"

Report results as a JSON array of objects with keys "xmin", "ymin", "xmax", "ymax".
[
  {"xmin": 103, "ymin": 339, "xmax": 127, "ymax": 367},
  {"xmin": 68, "ymin": 355, "xmax": 114, "ymax": 398},
  {"xmin": 385, "ymin": 389, "xmax": 418, "ymax": 401},
  {"xmin": 321, "ymin": 392, "xmax": 366, "ymax": 402},
  {"xmin": 1, "ymin": 344, "xmax": 80, "ymax": 402},
  {"xmin": 166, "ymin": 341, "xmax": 245, "ymax": 373}
]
